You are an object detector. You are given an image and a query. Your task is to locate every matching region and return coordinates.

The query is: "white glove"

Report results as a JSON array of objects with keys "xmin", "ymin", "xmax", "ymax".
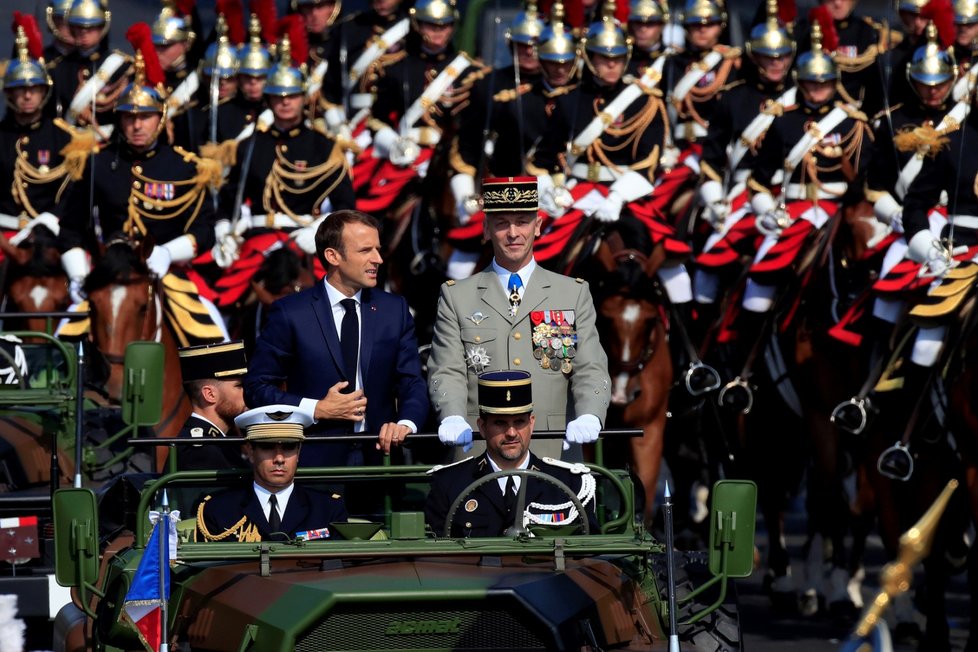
[
  {"xmin": 372, "ymin": 126, "xmax": 398, "ymax": 159},
  {"xmin": 698, "ymin": 180, "xmax": 728, "ymax": 227},
  {"xmin": 9, "ymin": 212, "xmax": 60, "ymax": 246},
  {"xmin": 750, "ymin": 191, "xmax": 776, "ymax": 216},
  {"xmin": 537, "ymin": 174, "xmax": 570, "ymax": 218},
  {"xmin": 565, "ymin": 414, "xmax": 601, "ymax": 445},
  {"xmin": 212, "ymin": 235, "xmax": 239, "ymax": 268},
  {"xmin": 214, "ymin": 218, "xmax": 232, "ymax": 241},
  {"xmin": 660, "ymin": 145, "xmax": 680, "ymax": 170},
  {"xmin": 146, "ymin": 246, "xmax": 172, "ymax": 278},
  {"xmin": 290, "ymin": 216, "xmax": 327, "ymax": 255},
  {"xmin": 389, "ymin": 136, "xmax": 420, "ymax": 167},
  {"xmin": 907, "ymin": 230, "xmax": 951, "ymax": 278},
  {"xmin": 438, "ymin": 415, "xmax": 473, "ymax": 447},
  {"xmin": 69, "ymin": 278, "xmax": 86, "ymax": 304},
  {"xmin": 450, "ymin": 174, "xmax": 480, "ymax": 225},
  {"xmin": 593, "ymin": 190, "xmax": 624, "ymax": 222}
]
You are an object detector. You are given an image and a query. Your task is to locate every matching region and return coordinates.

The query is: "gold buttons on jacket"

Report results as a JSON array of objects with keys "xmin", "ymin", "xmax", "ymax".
[{"xmin": 513, "ymin": 358, "xmax": 521, "ymax": 366}]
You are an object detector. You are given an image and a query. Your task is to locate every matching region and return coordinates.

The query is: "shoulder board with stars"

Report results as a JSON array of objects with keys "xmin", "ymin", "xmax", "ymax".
[
  {"xmin": 425, "ymin": 455, "xmax": 474, "ymax": 475},
  {"xmin": 541, "ymin": 457, "xmax": 592, "ymax": 475}
]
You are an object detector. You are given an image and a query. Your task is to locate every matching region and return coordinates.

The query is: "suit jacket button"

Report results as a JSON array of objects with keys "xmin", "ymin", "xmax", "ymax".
[{"xmin": 513, "ymin": 332, "xmax": 521, "ymax": 340}]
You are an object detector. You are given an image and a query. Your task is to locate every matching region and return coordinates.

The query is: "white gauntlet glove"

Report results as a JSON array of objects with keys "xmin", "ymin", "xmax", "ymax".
[
  {"xmin": 69, "ymin": 278, "xmax": 86, "ymax": 305},
  {"xmin": 372, "ymin": 126, "xmax": 398, "ymax": 159},
  {"xmin": 593, "ymin": 190, "xmax": 624, "ymax": 222},
  {"xmin": 290, "ymin": 216, "xmax": 326, "ymax": 255},
  {"xmin": 61, "ymin": 247, "xmax": 90, "ymax": 304},
  {"xmin": 872, "ymin": 192, "xmax": 903, "ymax": 233},
  {"xmin": 907, "ymin": 230, "xmax": 952, "ymax": 278},
  {"xmin": 537, "ymin": 174, "xmax": 571, "ymax": 218},
  {"xmin": 565, "ymin": 414, "xmax": 601, "ymax": 445},
  {"xmin": 146, "ymin": 246, "xmax": 172, "ymax": 278},
  {"xmin": 9, "ymin": 212, "xmax": 60, "ymax": 246},
  {"xmin": 211, "ymin": 220, "xmax": 239, "ymax": 268},
  {"xmin": 450, "ymin": 174, "xmax": 480, "ymax": 225},
  {"xmin": 438, "ymin": 415, "xmax": 473, "ymax": 447},
  {"xmin": 389, "ymin": 136, "xmax": 421, "ymax": 167},
  {"xmin": 699, "ymin": 180, "xmax": 729, "ymax": 228}
]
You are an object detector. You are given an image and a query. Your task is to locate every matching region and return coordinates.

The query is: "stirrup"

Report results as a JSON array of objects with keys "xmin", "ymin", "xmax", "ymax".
[
  {"xmin": 684, "ymin": 361, "xmax": 721, "ymax": 396},
  {"xmin": 877, "ymin": 441, "xmax": 914, "ymax": 481},
  {"xmin": 718, "ymin": 376, "xmax": 753, "ymax": 414},
  {"xmin": 830, "ymin": 397, "xmax": 873, "ymax": 435}
]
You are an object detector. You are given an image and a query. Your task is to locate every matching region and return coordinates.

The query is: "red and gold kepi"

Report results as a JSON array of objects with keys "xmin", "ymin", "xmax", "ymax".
[{"xmin": 481, "ymin": 176, "xmax": 539, "ymax": 214}]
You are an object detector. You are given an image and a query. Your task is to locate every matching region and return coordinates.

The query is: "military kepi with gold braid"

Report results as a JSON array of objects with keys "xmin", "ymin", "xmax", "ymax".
[
  {"xmin": 482, "ymin": 176, "xmax": 539, "ymax": 213},
  {"xmin": 478, "ymin": 370, "xmax": 533, "ymax": 415},
  {"xmin": 178, "ymin": 341, "xmax": 248, "ymax": 382}
]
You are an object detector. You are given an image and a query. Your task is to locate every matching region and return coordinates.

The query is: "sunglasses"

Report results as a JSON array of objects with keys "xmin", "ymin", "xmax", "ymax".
[{"xmin": 254, "ymin": 442, "xmax": 300, "ymax": 453}]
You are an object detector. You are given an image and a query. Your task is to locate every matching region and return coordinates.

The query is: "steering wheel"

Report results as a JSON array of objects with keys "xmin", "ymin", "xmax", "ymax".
[{"xmin": 443, "ymin": 468, "xmax": 590, "ymax": 538}]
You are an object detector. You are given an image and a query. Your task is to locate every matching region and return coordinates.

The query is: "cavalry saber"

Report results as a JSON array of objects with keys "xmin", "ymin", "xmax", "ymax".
[{"xmin": 127, "ymin": 429, "xmax": 644, "ymax": 445}]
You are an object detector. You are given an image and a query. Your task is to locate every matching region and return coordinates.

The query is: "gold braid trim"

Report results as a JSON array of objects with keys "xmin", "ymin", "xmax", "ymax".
[
  {"xmin": 836, "ymin": 45, "xmax": 878, "ymax": 73},
  {"xmin": 12, "ymin": 140, "xmax": 71, "ymax": 218},
  {"xmin": 588, "ymin": 95, "xmax": 667, "ymax": 175},
  {"xmin": 263, "ymin": 140, "xmax": 347, "ymax": 222},
  {"xmin": 174, "ymin": 145, "xmax": 224, "ymax": 192},
  {"xmin": 124, "ymin": 163, "xmax": 208, "ymax": 237},
  {"xmin": 893, "ymin": 124, "xmax": 950, "ymax": 157},
  {"xmin": 700, "ymin": 160, "xmax": 722, "ymax": 182},
  {"xmin": 195, "ymin": 498, "xmax": 262, "ymax": 542},
  {"xmin": 55, "ymin": 118, "xmax": 101, "ymax": 181},
  {"xmin": 492, "ymin": 83, "xmax": 533, "ymax": 103},
  {"xmin": 199, "ymin": 140, "xmax": 240, "ymax": 171},
  {"xmin": 448, "ymin": 138, "xmax": 476, "ymax": 176}
]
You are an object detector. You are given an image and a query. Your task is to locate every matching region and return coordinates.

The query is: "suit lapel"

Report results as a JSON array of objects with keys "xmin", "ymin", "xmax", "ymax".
[
  {"xmin": 520, "ymin": 266, "xmax": 552, "ymax": 315},
  {"xmin": 280, "ymin": 486, "xmax": 309, "ymax": 535},
  {"xmin": 243, "ymin": 489, "xmax": 270, "ymax": 536},
  {"xmin": 478, "ymin": 269, "xmax": 515, "ymax": 325},
  {"xmin": 311, "ymin": 282, "xmax": 345, "ymax": 375},
  {"xmin": 473, "ymin": 455, "xmax": 509, "ymax": 516},
  {"xmin": 359, "ymin": 289, "xmax": 375, "ymax": 386}
]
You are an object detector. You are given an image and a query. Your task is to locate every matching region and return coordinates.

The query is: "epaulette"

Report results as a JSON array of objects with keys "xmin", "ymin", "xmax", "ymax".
[
  {"xmin": 717, "ymin": 45, "xmax": 742, "ymax": 60},
  {"xmin": 54, "ymin": 118, "xmax": 101, "ymax": 182},
  {"xmin": 839, "ymin": 103, "xmax": 868, "ymax": 122},
  {"xmin": 541, "ymin": 457, "xmax": 593, "ymax": 475},
  {"xmin": 174, "ymin": 145, "xmax": 224, "ymax": 191},
  {"xmin": 256, "ymin": 120, "xmax": 270, "ymax": 133},
  {"xmin": 425, "ymin": 455, "xmax": 473, "ymax": 474},
  {"xmin": 543, "ymin": 84, "xmax": 576, "ymax": 99},
  {"xmin": 722, "ymin": 79, "xmax": 746, "ymax": 92},
  {"xmin": 311, "ymin": 117, "xmax": 329, "ymax": 138},
  {"xmin": 575, "ymin": 277, "xmax": 584, "ymax": 284},
  {"xmin": 493, "ymin": 83, "xmax": 532, "ymax": 103},
  {"xmin": 198, "ymin": 139, "xmax": 240, "ymax": 170},
  {"xmin": 445, "ymin": 279, "xmax": 456, "ymax": 286}
]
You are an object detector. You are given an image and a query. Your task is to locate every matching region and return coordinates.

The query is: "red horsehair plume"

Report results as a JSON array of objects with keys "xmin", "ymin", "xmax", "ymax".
[
  {"xmin": 777, "ymin": 0, "xmax": 796, "ymax": 26},
  {"xmin": 218, "ymin": 0, "xmax": 247, "ymax": 45},
  {"xmin": 921, "ymin": 0, "xmax": 956, "ymax": 49},
  {"xmin": 11, "ymin": 12, "xmax": 43, "ymax": 60},
  {"xmin": 251, "ymin": 0, "xmax": 278, "ymax": 45},
  {"xmin": 807, "ymin": 4, "xmax": 839, "ymax": 52},
  {"xmin": 174, "ymin": 0, "xmax": 196, "ymax": 18},
  {"xmin": 126, "ymin": 22, "xmax": 166, "ymax": 87},
  {"xmin": 277, "ymin": 15, "xmax": 308, "ymax": 66},
  {"xmin": 609, "ymin": 0, "xmax": 629, "ymax": 26}
]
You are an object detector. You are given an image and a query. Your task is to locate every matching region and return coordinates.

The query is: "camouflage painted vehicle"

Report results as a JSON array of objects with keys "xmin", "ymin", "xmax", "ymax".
[{"xmin": 53, "ymin": 444, "xmax": 757, "ymax": 651}]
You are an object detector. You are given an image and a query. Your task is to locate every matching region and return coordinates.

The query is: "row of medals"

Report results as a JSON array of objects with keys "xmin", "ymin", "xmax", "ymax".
[{"xmin": 532, "ymin": 322, "xmax": 576, "ymax": 374}]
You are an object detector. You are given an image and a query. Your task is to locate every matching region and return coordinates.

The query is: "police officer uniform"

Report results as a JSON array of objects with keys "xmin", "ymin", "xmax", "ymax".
[
  {"xmin": 425, "ymin": 370, "xmax": 597, "ymax": 537},
  {"xmin": 195, "ymin": 405, "xmax": 348, "ymax": 542},
  {"xmin": 170, "ymin": 341, "xmax": 250, "ymax": 471}
]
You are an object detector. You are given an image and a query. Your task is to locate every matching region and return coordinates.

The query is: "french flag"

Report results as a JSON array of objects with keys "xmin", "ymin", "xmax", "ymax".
[{"xmin": 121, "ymin": 511, "xmax": 171, "ymax": 652}]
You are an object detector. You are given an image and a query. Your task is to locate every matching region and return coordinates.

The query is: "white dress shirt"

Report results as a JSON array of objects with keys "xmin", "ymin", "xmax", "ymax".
[{"xmin": 253, "ymin": 481, "xmax": 295, "ymax": 523}]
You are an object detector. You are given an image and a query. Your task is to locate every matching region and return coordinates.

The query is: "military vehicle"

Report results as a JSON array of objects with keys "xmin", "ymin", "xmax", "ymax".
[{"xmin": 50, "ymin": 344, "xmax": 757, "ymax": 652}]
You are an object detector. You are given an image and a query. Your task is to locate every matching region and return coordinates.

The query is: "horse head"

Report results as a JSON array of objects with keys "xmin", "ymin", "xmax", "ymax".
[
  {"xmin": 85, "ymin": 237, "xmax": 162, "ymax": 402},
  {"xmin": 2, "ymin": 225, "xmax": 70, "ymax": 332},
  {"xmin": 586, "ymin": 224, "xmax": 667, "ymax": 406}
]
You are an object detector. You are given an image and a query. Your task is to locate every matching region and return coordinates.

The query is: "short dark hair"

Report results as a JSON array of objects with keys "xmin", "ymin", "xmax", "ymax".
[{"xmin": 315, "ymin": 210, "xmax": 382, "ymax": 270}]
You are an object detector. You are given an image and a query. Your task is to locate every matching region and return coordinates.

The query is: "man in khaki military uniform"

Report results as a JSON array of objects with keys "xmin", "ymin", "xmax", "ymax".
[{"xmin": 427, "ymin": 176, "xmax": 610, "ymax": 461}]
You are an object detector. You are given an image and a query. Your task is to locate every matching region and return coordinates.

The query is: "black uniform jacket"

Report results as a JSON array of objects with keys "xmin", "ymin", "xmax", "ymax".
[
  {"xmin": 0, "ymin": 114, "xmax": 73, "ymax": 216},
  {"xmin": 170, "ymin": 414, "xmax": 247, "ymax": 472},
  {"xmin": 59, "ymin": 138, "xmax": 215, "ymax": 253},
  {"xmin": 903, "ymin": 109, "xmax": 978, "ymax": 246},
  {"xmin": 196, "ymin": 482, "xmax": 349, "ymax": 542},
  {"xmin": 425, "ymin": 452, "xmax": 596, "ymax": 538}
]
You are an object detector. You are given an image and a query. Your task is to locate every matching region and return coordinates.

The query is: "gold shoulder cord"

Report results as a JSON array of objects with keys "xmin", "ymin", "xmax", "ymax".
[
  {"xmin": 264, "ymin": 139, "xmax": 347, "ymax": 222},
  {"xmin": 590, "ymin": 94, "xmax": 665, "ymax": 176},
  {"xmin": 195, "ymin": 499, "xmax": 262, "ymax": 542},
  {"xmin": 12, "ymin": 139, "xmax": 71, "ymax": 218},
  {"xmin": 677, "ymin": 55, "xmax": 738, "ymax": 128}
]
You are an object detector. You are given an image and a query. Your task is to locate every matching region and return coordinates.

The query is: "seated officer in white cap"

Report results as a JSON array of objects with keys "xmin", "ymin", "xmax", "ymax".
[
  {"xmin": 195, "ymin": 405, "xmax": 348, "ymax": 542},
  {"xmin": 425, "ymin": 371, "xmax": 597, "ymax": 537},
  {"xmin": 170, "ymin": 341, "xmax": 250, "ymax": 471}
]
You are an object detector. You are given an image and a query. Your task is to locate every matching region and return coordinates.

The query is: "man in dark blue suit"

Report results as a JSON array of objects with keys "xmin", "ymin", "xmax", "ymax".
[
  {"xmin": 195, "ymin": 405, "xmax": 348, "ymax": 542},
  {"xmin": 244, "ymin": 210, "xmax": 429, "ymax": 466}
]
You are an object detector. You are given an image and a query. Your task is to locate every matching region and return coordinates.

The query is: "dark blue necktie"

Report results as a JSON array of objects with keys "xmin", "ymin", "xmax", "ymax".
[
  {"xmin": 340, "ymin": 298, "xmax": 359, "ymax": 394},
  {"xmin": 268, "ymin": 494, "xmax": 281, "ymax": 532},
  {"xmin": 508, "ymin": 273, "xmax": 523, "ymax": 310}
]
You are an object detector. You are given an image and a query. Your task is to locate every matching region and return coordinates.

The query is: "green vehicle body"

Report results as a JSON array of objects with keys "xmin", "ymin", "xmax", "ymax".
[{"xmin": 55, "ymin": 461, "xmax": 757, "ymax": 651}]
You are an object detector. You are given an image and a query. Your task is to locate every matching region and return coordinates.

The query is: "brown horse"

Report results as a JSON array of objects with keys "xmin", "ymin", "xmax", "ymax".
[
  {"xmin": 84, "ymin": 239, "xmax": 190, "ymax": 470},
  {"xmin": 0, "ymin": 225, "xmax": 69, "ymax": 333},
  {"xmin": 571, "ymin": 221, "xmax": 673, "ymax": 527}
]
